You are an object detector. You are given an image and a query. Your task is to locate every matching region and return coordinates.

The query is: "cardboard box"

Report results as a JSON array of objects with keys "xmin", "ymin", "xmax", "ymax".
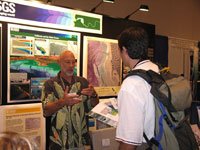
[{"xmin": 90, "ymin": 128, "xmax": 119, "ymax": 150}]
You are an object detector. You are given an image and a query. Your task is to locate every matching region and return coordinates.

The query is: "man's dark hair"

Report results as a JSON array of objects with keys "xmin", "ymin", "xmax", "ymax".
[{"xmin": 118, "ymin": 26, "xmax": 149, "ymax": 60}]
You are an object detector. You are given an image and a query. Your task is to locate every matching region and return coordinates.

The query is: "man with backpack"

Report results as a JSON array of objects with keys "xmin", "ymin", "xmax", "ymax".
[
  {"xmin": 116, "ymin": 26, "xmax": 198, "ymax": 150},
  {"xmin": 116, "ymin": 26, "xmax": 159, "ymax": 150}
]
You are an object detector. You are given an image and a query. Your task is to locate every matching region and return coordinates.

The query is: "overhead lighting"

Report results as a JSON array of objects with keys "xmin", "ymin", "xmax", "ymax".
[
  {"xmin": 124, "ymin": 5, "xmax": 149, "ymax": 19},
  {"xmin": 91, "ymin": 0, "xmax": 115, "ymax": 12},
  {"xmin": 139, "ymin": 5, "xmax": 149, "ymax": 11},
  {"xmin": 103, "ymin": 0, "xmax": 115, "ymax": 3}
]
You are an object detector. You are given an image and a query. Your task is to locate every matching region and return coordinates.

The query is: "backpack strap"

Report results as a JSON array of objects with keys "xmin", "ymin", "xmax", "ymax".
[
  {"xmin": 125, "ymin": 69, "xmax": 176, "ymax": 111},
  {"xmin": 143, "ymin": 99, "xmax": 177, "ymax": 150},
  {"xmin": 143, "ymin": 132, "xmax": 159, "ymax": 150}
]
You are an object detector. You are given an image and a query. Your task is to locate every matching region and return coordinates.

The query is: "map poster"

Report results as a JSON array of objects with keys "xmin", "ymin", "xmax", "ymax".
[
  {"xmin": 0, "ymin": 103, "xmax": 46, "ymax": 150},
  {"xmin": 83, "ymin": 36, "xmax": 122, "ymax": 97},
  {"xmin": 7, "ymin": 24, "xmax": 80, "ymax": 103}
]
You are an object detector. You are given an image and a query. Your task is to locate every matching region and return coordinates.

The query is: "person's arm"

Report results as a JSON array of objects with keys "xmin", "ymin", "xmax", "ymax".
[
  {"xmin": 43, "ymin": 86, "xmax": 82, "ymax": 116},
  {"xmin": 118, "ymin": 142, "xmax": 137, "ymax": 150}
]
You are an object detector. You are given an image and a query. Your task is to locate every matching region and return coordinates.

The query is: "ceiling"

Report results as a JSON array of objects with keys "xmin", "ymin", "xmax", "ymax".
[
  {"xmin": 24, "ymin": 0, "xmax": 200, "ymax": 41},
  {"xmin": 32, "ymin": 0, "xmax": 153, "ymax": 19}
]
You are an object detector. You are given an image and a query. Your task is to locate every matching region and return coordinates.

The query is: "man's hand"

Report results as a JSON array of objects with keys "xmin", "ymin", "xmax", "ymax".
[
  {"xmin": 62, "ymin": 86, "xmax": 82, "ymax": 106},
  {"xmin": 81, "ymin": 84, "xmax": 99, "ymax": 107},
  {"xmin": 81, "ymin": 84, "xmax": 96, "ymax": 96}
]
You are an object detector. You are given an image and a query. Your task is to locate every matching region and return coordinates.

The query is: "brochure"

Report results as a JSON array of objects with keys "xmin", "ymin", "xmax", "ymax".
[{"xmin": 89, "ymin": 98, "xmax": 118, "ymax": 127}]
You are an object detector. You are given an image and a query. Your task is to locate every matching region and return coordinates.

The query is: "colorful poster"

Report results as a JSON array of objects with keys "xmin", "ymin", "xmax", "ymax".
[
  {"xmin": 0, "ymin": 0, "xmax": 102, "ymax": 34},
  {"xmin": 83, "ymin": 36, "xmax": 122, "ymax": 96},
  {"xmin": 8, "ymin": 24, "xmax": 80, "ymax": 103},
  {"xmin": 0, "ymin": 103, "xmax": 46, "ymax": 150}
]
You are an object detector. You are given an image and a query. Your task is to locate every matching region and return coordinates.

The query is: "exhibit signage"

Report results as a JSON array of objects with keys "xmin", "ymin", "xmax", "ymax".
[
  {"xmin": 0, "ymin": 103, "xmax": 46, "ymax": 150},
  {"xmin": 0, "ymin": 0, "xmax": 102, "ymax": 34}
]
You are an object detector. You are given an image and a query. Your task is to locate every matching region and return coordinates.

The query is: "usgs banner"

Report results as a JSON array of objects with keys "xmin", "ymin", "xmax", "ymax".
[{"xmin": 0, "ymin": 0, "xmax": 102, "ymax": 34}]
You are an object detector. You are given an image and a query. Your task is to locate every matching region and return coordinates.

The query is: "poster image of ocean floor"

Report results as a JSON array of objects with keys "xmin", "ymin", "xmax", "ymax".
[
  {"xmin": 83, "ymin": 36, "xmax": 122, "ymax": 96},
  {"xmin": 10, "ymin": 56, "xmax": 59, "ymax": 100},
  {"xmin": 85, "ymin": 37, "xmax": 121, "ymax": 87},
  {"xmin": 8, "ymin": 25, "xmax": 80, "ymax": 101}
]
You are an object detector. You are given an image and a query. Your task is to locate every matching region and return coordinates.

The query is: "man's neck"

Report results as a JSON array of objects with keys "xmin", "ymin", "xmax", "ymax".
[
  {"xmin": 129, "ymin": 59, "xmax": 140, "ymax": 69},
  {"xmin": 60, "ymin": 71, "xmax": 73, "ymax": 83}
]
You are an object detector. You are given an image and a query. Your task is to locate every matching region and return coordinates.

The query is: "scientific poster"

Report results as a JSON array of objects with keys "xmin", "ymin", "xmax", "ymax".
[
  {"xmin": 0, "ymin": 103, "xmax": 46, "ymax": 150},
  {"xmin": 83, "ymin": 36, "xmax": 122, "ymax": 96},
  {"xmin": 7, "ymin": 24, "xmax": 80, "ymax": 103}
]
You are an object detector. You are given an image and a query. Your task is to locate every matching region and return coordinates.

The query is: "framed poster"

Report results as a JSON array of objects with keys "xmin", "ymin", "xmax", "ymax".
[
  {"xmin": 7, "ymin": 24, "xmax": 81, "ymax": 103},
  {"xmin": 0, "ymin": 23, "xmax": 1, "ymax": 105},
  {"xmin": 0, "ymin": 103, "xmax": 46, "ymax": 150},
  {"xmin": 83, "ymin": 36, "xmax": 122, "ymax": 96}
]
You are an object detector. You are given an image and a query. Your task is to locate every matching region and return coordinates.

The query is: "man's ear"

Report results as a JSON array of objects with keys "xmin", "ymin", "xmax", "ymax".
[
  {"xmin": 57, "ymin": 59, "xmax": 61, "ymax": 66},
  {"xmin": 122, "ymin": 46, "xmax": 128, "ymax": 54}
]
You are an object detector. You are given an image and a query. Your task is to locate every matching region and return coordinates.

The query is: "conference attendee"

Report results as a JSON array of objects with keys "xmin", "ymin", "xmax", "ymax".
[
  {"xmin": 0, "ymin": 131, "xmax": 37, "ymax": 150},
  {"xmin": 41, "ymin": 50, "xmax": 99, "ymax": 150},
  {"xmin": 116, "ymin": 27, "xmax": 159, "ymax": 150}
]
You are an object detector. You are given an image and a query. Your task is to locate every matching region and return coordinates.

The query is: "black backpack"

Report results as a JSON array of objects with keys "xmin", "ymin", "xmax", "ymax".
[{"xmin": 125, "ymin": 69, "xmax": 198, "ymax": 150}]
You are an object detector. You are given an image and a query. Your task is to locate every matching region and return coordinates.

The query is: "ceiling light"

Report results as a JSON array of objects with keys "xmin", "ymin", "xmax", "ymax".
[
  {"xmin": 103, "ymin": 0, "xmax": 115, "ymax": 3},
  {"xmin": 124, "ymin": 5, "xmax": 149, "ymax": 19},
  {"xmin": 91, "ymin": 0, "xmax": 115, "ymax": 12},
  {"xmin": 139, "ymin": 5, "xmax": 149, "ymax": 11}
]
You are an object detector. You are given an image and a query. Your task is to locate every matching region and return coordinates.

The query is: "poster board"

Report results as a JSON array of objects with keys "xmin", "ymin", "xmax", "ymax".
[
  {"xmin": 0, "ymin": 103, "xmax": 45, "ymax": 150},
  {"xmin": 83, "ymin": 36, "xmax": 122, "ymax": 97},
  {"xmin": 7, "ymin": 24, "xmax": 80, "ymax": 103}
]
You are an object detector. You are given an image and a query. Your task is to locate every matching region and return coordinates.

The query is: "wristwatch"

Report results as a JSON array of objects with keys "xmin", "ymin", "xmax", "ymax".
[{"xmin": 91, "ymin": 93, "xmax": 98, "ymax": 98}]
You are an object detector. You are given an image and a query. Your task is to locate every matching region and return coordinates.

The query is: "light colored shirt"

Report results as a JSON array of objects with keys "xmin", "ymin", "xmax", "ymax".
[{"xmin": 116, "ymin": 60, "xmax": 159, "ymax": 145}]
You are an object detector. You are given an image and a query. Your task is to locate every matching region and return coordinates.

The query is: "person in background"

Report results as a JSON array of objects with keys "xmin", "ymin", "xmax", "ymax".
[
  {"xmin": 115, "ymin": 27, "xmax": 159, "ymax": 150},
  {"xmin": 10, "ymin": 84, "xmax": 30, "ymax": 100},
  {"xmin": 0, "ymin": 131, "xmax": 37, "ymax": 150},
  {"xmin": 41, "ymin": 50, "xmax": 99, "ymax": 150}
]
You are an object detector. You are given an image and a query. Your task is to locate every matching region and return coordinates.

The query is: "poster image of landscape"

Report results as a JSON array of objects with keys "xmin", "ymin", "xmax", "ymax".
[
  {"xmin": 7, "ymin": 24, "xmax": 80, "ymax": 103},
  {"xmin": 49, "ymin": 40, "xmax": 78, "ymax": 59},
  {"xmin": 83, "ymin": 36, "xmax": 122, "ymax": 96}
]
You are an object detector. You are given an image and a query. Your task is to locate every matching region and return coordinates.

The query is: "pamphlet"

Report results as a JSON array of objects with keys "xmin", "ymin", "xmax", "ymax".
[{"xmin": 89, "ymin": 98, "xmax": 118, "ymax": 127}]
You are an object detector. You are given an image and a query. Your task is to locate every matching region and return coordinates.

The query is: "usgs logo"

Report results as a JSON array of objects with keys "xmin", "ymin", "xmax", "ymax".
[{"xmin": 0, "ymin": 1, "xmax": 16, "ymax": 13}]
